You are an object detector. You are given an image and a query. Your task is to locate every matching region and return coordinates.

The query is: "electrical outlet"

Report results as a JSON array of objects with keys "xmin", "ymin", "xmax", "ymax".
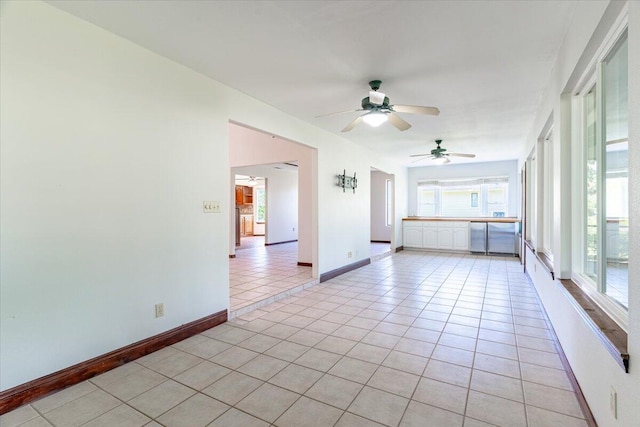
[
  {"xmin": 155, "ymin": 303, "xmax": 164, "ymax": 318},
  {"xmin": 609, "ymin": 386, "xmax": 617, "ymax": 419},
  {"xmin": 203, "ymin": 201, "xmax": 221, "ymax": 213},
  {"xmin": 348, "ymin": 251, "xmax": 353, "ymax": 258}
]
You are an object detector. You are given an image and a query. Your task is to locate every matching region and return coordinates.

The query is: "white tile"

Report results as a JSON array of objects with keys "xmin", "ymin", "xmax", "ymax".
[
  {"xmin": 202, "ymin": 371, "xmax": 263, "ymax": 405},
  {"xmin": 156, "ymin": 394, "xmax": 229, "ymax": 427},
  {"xmin": 237, "ymin": 354, "xmax": 289, "ymax": 380},
  {"xmin": 523, "ymin": 381, "xmax": 584, "ymax": 418},
  {"xmin": 347, "ymin": 386, "xmax": 409, "ymax": 427},
  {"xmin": 400, "ymin": 400, "xmax": 463, "ymax": 427},
  {"xmin": 423, "ymin": 359, "xmax": 472, "ymax": 388},
  {"xmin": 269, "ymin": 363, "xmax": 324, "ymax": 393},
  {"xmin": 208, "ymin": 408, "xmax": 269, "ymax": 427},
  {"xmin": 305, "ymin": 374, "xmax": 363, "ymax": 410},
  {"xmin": 367, "ymin": 366, "xmax": 420, "ymax": 398},
  {"xmin": 526, "ymin": 405, "xmax": 589, "ymax": 427},
  {"xmin": 32, "ymin": 381, "xmax": 97, "ymax": 413},
  {"xmin": 236, "ymin": 383, "xmax": 300, "ymax": 423},
  {"xmin": 81, "ymin": 405, "xmax": 149, "ymax": 427},
  {"xmin": 0, "ymin": 405, "xmax": 40, "ymax": 427},
  {"xmin": 470, "ymin": 369, "xmax": 524, "ymax": 402},
  {"xmin": 43, "ymin": 390, "xmax": 121, "ymax": 427},
  {"xmin": 173, "ymin": 361, "xmax": 231, "ymax": 390},
  {"xmin": 128, "ymin": 380, "xmax": 195, "ymax": 418},
  {"xmin": 413, "ymin": 377, "xmax": 468, "ymax": 414},
  {"xmin": 465, "ymin": 390, "xmax": 526, "ymax": 427},
  {"xmin": 275, "ymin": 396, "xmax": 343, "ymax": 427}
]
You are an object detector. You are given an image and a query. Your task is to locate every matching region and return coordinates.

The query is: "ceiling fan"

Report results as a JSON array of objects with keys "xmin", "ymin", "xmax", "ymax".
[
  {"xmin": 410, "ymin": 139, "xmax": 476, "ymax": 164},
  {"xmin": 316, "ymin": 80, "xmax": 440, "ymax": 132},
  {"xmin": 235, "ymin": 175, "xmax": 263, "ymax": 186}
]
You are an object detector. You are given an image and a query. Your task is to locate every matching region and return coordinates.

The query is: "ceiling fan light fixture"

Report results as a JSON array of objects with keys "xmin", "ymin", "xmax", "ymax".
[
  {"xmin": 246, "ymin": 176, "xmax": 258, "ymax": 187},
  {"xmin": 362, "ymin": 111, "xmax": 388, "ymax": 127},
  {"xmin": 432, "ymin": 156, "xmax": 449, "ymax": 165}
]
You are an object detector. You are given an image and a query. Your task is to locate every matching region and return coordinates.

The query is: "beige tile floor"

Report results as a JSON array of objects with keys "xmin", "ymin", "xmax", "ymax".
[
  {"xmin": 229, "ymin": 241, "xmax": 391, "ymax": 317},
  {"xmin": 230, "ymin": 241, "xmax": 315, "ymax": 316},
  {"xmin": 2, "ymin": 251, "xmax": 591, "ymax": 427}
]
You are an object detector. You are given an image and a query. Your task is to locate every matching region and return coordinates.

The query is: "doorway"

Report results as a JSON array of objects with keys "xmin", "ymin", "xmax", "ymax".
[
  {"xmin": 234, "ymin": 174, "xmax": 265, "ymax": 250},
  {"xmin": 228, "ymin": 122, "xmax": 318, "ymax": 316},
  {"xmin": 370, "ymin": 168, "xmax": 393, "ymax": 259}
]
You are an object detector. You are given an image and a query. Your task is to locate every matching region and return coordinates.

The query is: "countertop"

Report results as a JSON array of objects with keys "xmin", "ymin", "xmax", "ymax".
[{"xmin": 403, "ymin": 217, "xmax": 520, "ymax": 223}]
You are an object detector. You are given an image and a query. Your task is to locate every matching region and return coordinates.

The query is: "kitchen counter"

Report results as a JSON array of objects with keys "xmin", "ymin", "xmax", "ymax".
[{"xmin": 403, "ymin": 217, "xmax": 519, "ymax": 223}]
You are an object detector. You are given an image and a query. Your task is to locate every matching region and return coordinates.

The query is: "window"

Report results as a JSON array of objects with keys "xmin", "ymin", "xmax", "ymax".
[
  {"xmin": 541, "ymin": 135, "xmax": 554, "ymax": 258},
  {"xmin": 385, "ymin": 179, "xmax": 392, "ymax": 227},
  {"xmin": 255, "ymin": 187, "xmax": 266, "ymax": 223},
  {"xmin": 576, "ymin": 30, "xmax": 628, "ymax": 312},
  {"xmin": 417, "ymin": 177, "xmax": 508, "ymax": 217},
  {"xmin": 602, "ymin": 33, "xmax": 628, "ymax": 308}
]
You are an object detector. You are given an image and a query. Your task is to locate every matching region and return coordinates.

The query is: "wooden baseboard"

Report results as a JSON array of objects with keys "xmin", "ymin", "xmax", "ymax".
[
  {"xmin": 265, "ymin": 239, "xmax": 297, "ymax": 246},
  {"xmin": 0, "ymin": 309, "xmax": 227, "ymax": 415},
  {"xmin": 320, "ymin": 259, "xmax": 370, "ymax": 283},
  {"xmin": 395, "ymin": 246, "xmax": 404, "ymax": 253},
  {"xmin": 370, "ymin": 240, "xmax": 391, "ymax": 243},
  {"xmin": 297, "ymin": 262, "xmax": 312, "ymax": 267}
]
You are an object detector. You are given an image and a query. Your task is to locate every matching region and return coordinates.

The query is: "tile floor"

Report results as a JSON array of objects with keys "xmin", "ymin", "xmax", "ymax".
[
  {"xmin": 230, "ymin": 242, "xmax": 315, "ymax": 315},
  {"xmin": 2, "ymin": 251, "xmax": 591, "ymax": 427}
]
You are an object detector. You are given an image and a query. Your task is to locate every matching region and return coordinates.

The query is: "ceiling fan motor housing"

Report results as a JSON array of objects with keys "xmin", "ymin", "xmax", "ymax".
[
  {"xmin": 361, "ymin": 96, "xmax": 391, "ymax": 110},
  {"xmin": 431, "ymin": 140, "xmax": 446, "ymax": 156}
]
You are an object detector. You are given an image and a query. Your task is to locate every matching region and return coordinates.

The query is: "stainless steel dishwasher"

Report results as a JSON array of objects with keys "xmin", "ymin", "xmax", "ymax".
[
  {"xmin": 469, "ymin": 222, "xmax": 487, "ymax": 254},
  {"xmin": 487, "ymin": 222, "xmax": 517, "ymax": 255}
]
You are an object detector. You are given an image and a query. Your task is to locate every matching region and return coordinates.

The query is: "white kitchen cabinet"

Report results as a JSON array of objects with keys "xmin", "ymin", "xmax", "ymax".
[
  {"xmin": 453, "ymin": 227, "xmax": 469, "ymax": 250},
  {"xmin": 437, "ymin": 228, "xmax": 453, "ymax": 249},
  {"xmin": 403, "ymin": 225, "xmax": 423, "ymax": 248},
  {"xmin": 404, "ymin": 220, "xmax": 470, "ymax": 251},
  {"xmin": 423, "ymin": 226, "xmax": 438, "ymax": 248}
]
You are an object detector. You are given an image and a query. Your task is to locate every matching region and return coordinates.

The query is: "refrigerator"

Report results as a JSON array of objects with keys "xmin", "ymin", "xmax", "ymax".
[
  {"xmin": 469, "ymin": 222, "xmax": 487, "ymax": 254},
  {"xmin": 487, "ymin": 222, "xmax": 517, "ymax": 255}
]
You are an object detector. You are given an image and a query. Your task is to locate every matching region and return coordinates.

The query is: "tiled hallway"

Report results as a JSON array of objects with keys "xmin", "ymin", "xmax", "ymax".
[
  {"xmin": 230, "ymin": 242, "xmax": 315, "ymax": 317},
  {"xmin": 2, "ymin": 251, "xmax": 590, "ymax": 427}
]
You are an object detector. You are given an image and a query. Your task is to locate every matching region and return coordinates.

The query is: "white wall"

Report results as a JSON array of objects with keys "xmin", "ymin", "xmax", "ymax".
[
  {"xmin": 522, "ymin": 2, "xmax": 640, "ymax": 426},
  {"xmin": 406, "ymin": 160, "xmax": 519, "ymax": 217},
  {"xmin": 371, "ymin": 170, "xmax": 392, "ymax": 242},
  {"xmin": 233, "ymin": 165, "xmax": 298, "ymax": 245},
  {"xmin": 0, "ymin": 1, "xmax": 407, "ymax": 390}
]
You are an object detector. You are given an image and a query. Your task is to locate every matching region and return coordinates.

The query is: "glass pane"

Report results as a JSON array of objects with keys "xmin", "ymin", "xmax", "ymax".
[
  {"xmin": 584, "ymin": 87, "xmax": 598, "ymax": 280},
  {"xmin": 603, "ymin": 34, "xmax": 628, "ymax": 308},
  {"xmin": 385, "ymin": 179, "xmax": 392, "ymax": 226},
  {"xmin": 256, "ymin": 187, "xmax": 266, "ymax": 222},
  {"xmin": 487, "ymin": 184, "xmax": 508, "ymax": 217},
  {"xmin": 417, "ymin": 188, "xmax": 436, "ymax": 216},
  {"xmin": 441, "ymin": 185, "xmax": 482, "ymax": 217}
]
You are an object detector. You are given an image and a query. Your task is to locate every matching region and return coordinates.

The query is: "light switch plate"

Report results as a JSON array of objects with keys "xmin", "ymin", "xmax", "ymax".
[{"xmin": 203, "ymin": 201, "xmax": 221, "ymax": 213}]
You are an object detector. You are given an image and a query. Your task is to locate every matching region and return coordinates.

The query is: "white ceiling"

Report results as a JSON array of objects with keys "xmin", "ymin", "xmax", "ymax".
[{"xmin": 47, "ymin": 0, "xmax": 577, "ymax": 167}]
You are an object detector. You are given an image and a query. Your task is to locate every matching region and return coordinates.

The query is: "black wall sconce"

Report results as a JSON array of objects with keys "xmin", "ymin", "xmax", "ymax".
[{"xmin": 337, "ymin": 169, "xmax": 357, "ymax": 193}]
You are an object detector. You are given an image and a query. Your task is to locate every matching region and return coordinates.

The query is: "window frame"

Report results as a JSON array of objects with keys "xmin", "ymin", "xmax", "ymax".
[
  {"xmin": 416, "ymin": 176, "xmax": 509, "ymax": 218},
  {"xmin": 571, "ymin": 15, "xmax": 629, "ymax": 330},
  {"xmin": 385, "ymin": 179, "xmax": 393, "ymax": 227}
]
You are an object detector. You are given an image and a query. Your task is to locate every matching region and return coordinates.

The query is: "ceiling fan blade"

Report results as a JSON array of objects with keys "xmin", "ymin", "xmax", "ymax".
[
  {"xmin": 411, "ymin": 156, "xmax": 434, "ymax": 164},
  {"xmin": 388, "ymin": 112, "xmax": 412, "ymax": 131},
  {"xmin": 342, "ymin": 116, "xmax": 363, "ymax": 132},
  {"xmin": 409, "ymin": 153, "xmax": 432, "ymax": 158},
  {"xmin": 315, "ymin": 109, "xmax": 360, "ymax": 118},
  {"xmin": 447, "ymin": 153, "xmax": 476, "ymax": 158},
  {"xmin": 392, "ymin": 105, "xmax": 440, "ymax": 116}
]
